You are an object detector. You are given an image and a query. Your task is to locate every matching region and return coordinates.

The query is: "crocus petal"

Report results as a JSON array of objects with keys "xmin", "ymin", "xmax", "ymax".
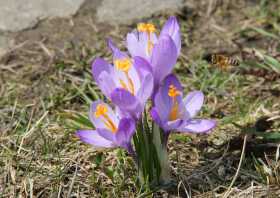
[
  {"xmin": 133, "ymin": 57, "xmax": 153, "ymax": 102},
  {"xmin": 166, "ymin": 119, "xmax": 184, "ymax": 131},
  {"xmin": 162, "ymin": 74, "xmax": 183, "ymax": 93},
  {"xmin": 97, "ymin": 71, "xmax": 117, "ymax": 98},
  {"xmin": 179, "ymin": 119, "xmax": 216, "ymax": 134},
  {"xmin": 111, "ymin": 88, "xmax": 142, "ymax": 119},
  {"xmin": 113, "ymin": 64, "xmax": 141, "ymax": 95},
  {"xmin": 89, "ymin": 101, "xmax": 119, "ymax": 130},
  {"xmin": 91, "ymin": 58, "xmax": 112, "ymax": 82},
  {"xmin": 150, "ymin": 107, "xmax": 163, "ymax": 127},
  {"xmin": 97, "ymin": 128, "xmax": 116, "ymax": 142},
  {"xmin": 76, "ymin": 130, "xmax": 115, "ymax": 148},
  {"xmin": 133, "ymin": 56, "xmax": 153, "ymax": 79},
  {"xmin": 127, "ymin": 32, "xmax": 148, "ymax": 60},
  {"xmin": 159, "ymin": 16, "xmax": 181, "ymax": 56},
  {"xmin": 151, "ymin": 35, "xmax": 177, "ymax": 85},
  {"xmin": 127, "ymin": 31, "xmax": 158, "ymax": 60},
  {"xmin": 115, "ymin": 106, "xmax": 130, "ymax": 118},
  {"xmin": 115, "ymin": 118, "xmax": 135, "ymax": 148},
  {"xmin": 151, "ymin": 107, "xmax": 184, "ymax": 132},
  {"xmin": 107, "ymin": 38, "xmax": 128, "ymax": 60},
  {"xmin": 153, "ymin": 91, "xmax": 171, "ymax": 122},
  {"xmin": 127, "ymin": 64, "xmax": 141, "ymax": 94},
  {"xmin": 184, "ymin": 91, "xmax": 204, "ymax": 118},
  {"xmin": 136, "ymin": 72, "xmax": 153, "ymax": 104},
  {"xmin": 150, "ymin": 32, "xmax": 158, "ymax": 44}
]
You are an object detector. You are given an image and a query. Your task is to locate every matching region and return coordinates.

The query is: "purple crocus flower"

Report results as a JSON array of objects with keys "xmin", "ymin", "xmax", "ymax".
[
  {"xmin": 126, "ymin": 16, "xmax": 180, "ymax": 89},
  {"xmin": 91, "ymin": 39, "xmax": 154, "ymax": 119},
  {"xmin": 150, "ymin": 74, "xmax": 216, "ymax": 135},
  {"xmin": 76, "ymin": 100, "xmax": 135, "ymax": 153},
  {"xmin": 127, "ymin": 16, "xmax": 181, "ymax": 59}
]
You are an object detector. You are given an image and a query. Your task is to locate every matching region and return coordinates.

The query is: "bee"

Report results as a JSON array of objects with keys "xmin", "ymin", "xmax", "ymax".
[{"xmin": 204, "ymin": 54, "xmax": 240, "ymax": 70}]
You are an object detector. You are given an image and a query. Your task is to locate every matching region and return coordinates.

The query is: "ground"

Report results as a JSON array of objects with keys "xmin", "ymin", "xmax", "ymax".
[{"xmin": 1, "ymin": 0, "xmax": 280, "ymax": 197}]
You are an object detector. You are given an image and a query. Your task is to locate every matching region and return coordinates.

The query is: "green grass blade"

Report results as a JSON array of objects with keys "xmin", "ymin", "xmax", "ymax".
[{"xmin": 251, "ymin": 27, "xmax": 279, "ymax": 40}]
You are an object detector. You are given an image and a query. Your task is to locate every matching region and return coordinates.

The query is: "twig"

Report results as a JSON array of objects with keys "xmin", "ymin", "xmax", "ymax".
[
  {"xmin": 17, "ymin": 111, "xmax": 48, "ymax": 154},
  {"xmin": 223, "ymin": 135, "xmax": 248, "ymax": 198},
  {"xmin": 0, "ymin": 63, "xmax": 21, "ymax": 73},
  {"xmin": 177, "ymin": 180, "xmax": 191, "ymax": 198},
  {"xmin": 37, "ymin": 41, "xmax": 53, "ymax": 58},
  {"xmin": 29, "ymin": 178, "xmax": 33, "ymax": 198},
  {"xmin": 57, "ymin": 183, "xmax": 63, "ymax": 198},
  {"xmin": 67, "ymin": 164, "xmax": 78, "ymax": 198},
  {"xmin": 0, "ymin": 41, "xmax": 28, "ymax": 60},
  {"xmin": 11, "ymin": 98, "xmax": 18, "ymax": 121},
  {"xmin": 207, "ymin": 0, "xmax": 216, "ymax": 17}
]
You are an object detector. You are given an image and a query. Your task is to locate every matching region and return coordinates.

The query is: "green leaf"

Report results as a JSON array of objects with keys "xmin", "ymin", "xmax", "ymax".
[
  {"xmin": 171, "ymin": 134, "xmax": 191, "ymax": 143},
  {"xmin": 72, "ymin": 83, "xmax": 92, "ymax": 104},
  {"xmin": 251, "ymin": 27, "xmax": 279, "ymax": 40},
  {"xmin": 94, "ymin": 153, "xmax": 103, "ymax": 167},
  {"xmin": 264, "ymin": 55, "xmax": 280, "ymax": 73},
  {"xmin": 255, "ymin": 62, "xmax": 271, "ymax": 70},
  {"xmin": 259, "ymin": 131, "xmax": 280, "ymax": 141},
  {"xmin": 88, "ymin": 85, "xmax": 101, "ymax": 100},
  {"xmin": 62, "ymin": 112, "xmax": 94, "ymax": 129},
  {"xmin": 252, "ymin": 154, "xmax": 267, "ymax": 182},
  {"xmin": 105, "ymin": 166, "xmax": 115, "ymax": 181}
]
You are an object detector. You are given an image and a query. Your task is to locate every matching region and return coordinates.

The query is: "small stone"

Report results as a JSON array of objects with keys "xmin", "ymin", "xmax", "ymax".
[
  {"xmin": 217, "ymin": 165, "xmax": 226, "ymax": 177},
  {"xmin": 0, "ymin": 0, "xmax": 85, "ymax": 32},
  {"xmin": 96, "ymin": 0, "xmax": 184, "ymax": 25}
]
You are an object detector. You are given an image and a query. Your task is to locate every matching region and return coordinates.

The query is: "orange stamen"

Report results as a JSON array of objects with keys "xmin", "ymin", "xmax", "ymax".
[
  {"xmin": 115, "ymin": 58, "xmax": 135, "ymax": 95},
  {"xmin": 102, "ymin": 114, "xmax": 117, "ymax": 133},
  {"xmin": 114, "ymin": 58, "xmax": 132, "ymax": 72},
  {"xmin": 137, "ymin": 23, "xmax": 156, "ymax": 34},
  {"xmin": 137, "ymin": 23, "xmax": 156, "ymax": 54},
  {"xmin": 168, "ymin": 85, "xmax": 181, "ymax": 98},
  {"xmin": 147, "ymin": 40, "xmax": 154, "ymax": 55},
  {"xmin": 168, "ymin": 85, "xmax": 181, "ymax": 121},
  {"xmin": 94, "ymin": 104, "xmax": 117, "ymax": 133},
  {"xmin": 94, "ymin": 104, "xmax": 108, "ymax": 118},
  {"xmin": 169, "ymin": 99, "xmax": 179, "ymax": 121},
  {"xmin": 125, "ymin": 73, "xmax": 135, "ymax": 95}
]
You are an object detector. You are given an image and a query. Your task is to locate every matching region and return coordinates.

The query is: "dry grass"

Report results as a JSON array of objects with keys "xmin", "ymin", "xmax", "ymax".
[{"xmin": 1, "ymin": 0, "xmax": 280, "ymax": 197}]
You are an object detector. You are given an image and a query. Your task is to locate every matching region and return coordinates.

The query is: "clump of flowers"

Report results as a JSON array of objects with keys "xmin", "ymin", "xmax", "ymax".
[{"xmin": 76, "ymin": 16, "xmax": 216, "ymax": 188}]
